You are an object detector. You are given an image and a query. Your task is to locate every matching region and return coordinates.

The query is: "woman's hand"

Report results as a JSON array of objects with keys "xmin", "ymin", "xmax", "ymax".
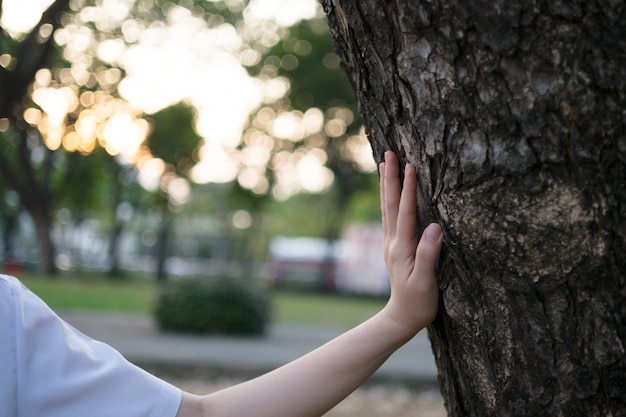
[{"xmin": 379, "ymin": 151, "xmax": 443, "ymax": 338}]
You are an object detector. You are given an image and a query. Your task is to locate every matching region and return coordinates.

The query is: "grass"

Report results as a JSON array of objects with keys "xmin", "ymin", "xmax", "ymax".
[
  {"xmin": 20, "ymin": 275, "xmax": 156, "ymax": 313},
  {"xmin": 17, "ymin": 272, "xmax": 387, "ymax": 329},
  {"xmin": 272, "ymin": 291, "xmax": 386, "ymax": 329}
]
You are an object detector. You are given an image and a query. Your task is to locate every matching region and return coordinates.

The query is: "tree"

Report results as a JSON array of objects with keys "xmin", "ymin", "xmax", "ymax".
[
  {"xmin": 143, "ymin": 103, "xmax": 202, "ymax": 281},
  {"xmin": 0, "ymin": 179, "xmax": 20, "ymax": 263},
  {"xmin": 322, "ymin": 1, "xmax": 625, "ymax": 415},
  {"xmin": 255, "ymin": 16, "xmax": 377, "ymax": 225},
  {"xmin": 0, "ymin": 0, "xmax": 71, "ymax": 273},
  {"xmin": 272, "ymin": 18, "xmax": 374, "ymax": 264},
  {"xmin": 0, "ymin": 0, "xmax": 206, "ymax": 275},
  {"xmin": 0, "ymin": 0, "xmax": 145, "ymax": 275}
]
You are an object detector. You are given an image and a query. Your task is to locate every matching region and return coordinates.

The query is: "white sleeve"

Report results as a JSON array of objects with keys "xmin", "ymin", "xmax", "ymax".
[{"xmin": 0, "ymin": 275, "xmax": 182, "ymax": 417}]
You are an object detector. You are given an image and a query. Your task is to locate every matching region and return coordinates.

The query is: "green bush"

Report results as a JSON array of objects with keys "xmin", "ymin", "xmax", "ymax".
[{"xmin": 155, "ymin": 276, "xmax": 271, "ymax": 335}]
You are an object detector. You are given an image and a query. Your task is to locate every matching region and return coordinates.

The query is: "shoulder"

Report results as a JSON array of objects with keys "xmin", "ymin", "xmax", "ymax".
[
  {"xmin": 0, "ymin": 274, "xmax": 20, "ymax": 317},
  {"xmin": 0, "ymin": 274, "xmax": 19, "ymax": 318},
  {"xmin": 0, "ymin": 274, "xmax": 37, "ymax": 313},
  {"xmin": 0, "ymin": 273, "xmax": 18, "ymax": 287},
  {"xmin": 0, "ymin": 274, "xmax": 18, "ymax": 329},
  {"xmin": 0, "ymin": 274, "xmax": 23, "ymax": 297}
]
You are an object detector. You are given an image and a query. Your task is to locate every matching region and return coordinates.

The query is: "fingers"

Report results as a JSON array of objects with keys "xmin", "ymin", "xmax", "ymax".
[
  {"xmin": 380, "ymin": 150, "xmax": 443, "ymax": 272},
  {"xmin": 381, "ymin": 151, "xmax": 418, "ymax": 245},
  {"xmin": 396, "ymin": 163, "xmax": 418, "ymax": 245}
]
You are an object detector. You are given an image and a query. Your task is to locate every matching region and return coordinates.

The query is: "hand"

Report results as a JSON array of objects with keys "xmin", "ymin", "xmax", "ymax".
[{"xmin": 379, "ymin": 151, "xmax": 443, "ymax": 337}]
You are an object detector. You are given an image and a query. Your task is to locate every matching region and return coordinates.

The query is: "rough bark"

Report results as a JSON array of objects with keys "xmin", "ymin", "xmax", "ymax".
[{"xmin": 322, "ymin": 1, "xmax": 626, "ymax": 415}]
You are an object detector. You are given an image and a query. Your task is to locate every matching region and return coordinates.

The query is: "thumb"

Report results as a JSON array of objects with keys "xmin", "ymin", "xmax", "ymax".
[{"xmin": 414, "ymin": 223, "xmax": 443, "ymax": 278}]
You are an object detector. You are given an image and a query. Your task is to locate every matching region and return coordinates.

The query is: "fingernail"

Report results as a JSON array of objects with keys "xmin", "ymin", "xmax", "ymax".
[
  {"xmin": 379, "ymin": 162, "xmax": 385, "ymax": 175},
  {"xmin": 425, "ymin": 223, "xmax": 443, "ymax": 242},
  {"xmin": 384, "ymin": 150, "xmax": 392, "ymax": 162}
]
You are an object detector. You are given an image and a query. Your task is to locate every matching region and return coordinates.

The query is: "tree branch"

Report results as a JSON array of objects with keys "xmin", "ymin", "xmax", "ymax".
[{"xmin": 0, "ymin": 0, "xmax": 70, "ymax": 118}]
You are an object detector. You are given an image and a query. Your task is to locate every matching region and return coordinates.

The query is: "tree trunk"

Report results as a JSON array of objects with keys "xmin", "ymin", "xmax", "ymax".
[
  {"xmin": 0, "ymin": 0, "xmax": 70, "ymax": 276},
  {"xmin": 30, "ymin": 203, "xmax": 56, "ymax": 274},
  {"xmin": 107, "ymin": 163, "xmax": 124, "ymax": 278},
  {"xmin": 0, "ymin": 200, "xmax": 20, "ymax": 262},
  {"xmin": 107, "ymin": 219, "xmax": 124, "ymax": 277},
  {"xmin": 0, "ymin": 128, "xmax": 58, "ymax": 275},
  {"xmin": 322, "ymin": 1, "xmax": 626, "ymax": 415},
  {"xmin": 155, "ymin": 206, "xmax": 172, "ymax": 282}
]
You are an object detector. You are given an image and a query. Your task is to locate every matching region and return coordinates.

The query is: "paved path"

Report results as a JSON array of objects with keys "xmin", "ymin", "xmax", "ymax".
[{"xmin": 60, "ymin": 311, "xmax": 439, "ymax": 386}]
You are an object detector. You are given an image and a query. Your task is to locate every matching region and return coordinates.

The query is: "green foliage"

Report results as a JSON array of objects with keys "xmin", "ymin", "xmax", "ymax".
[
  {"xmin": 264, "ymin": 192, "xmax": 336, "ymax": 238},
  {"xmin": 225, "ymin": 181, "xmax": 273, "ymax": 212},
  {"xmin": 260, "ymin": 172, "xmax": 379, "ymax": 239},
  {"xmin": 56, "ymin": 149, "xmax": 114, "ymax": 215},
  {"xmin": 341, "ymin": 172, "xmax": 382, "ymax": 223},
  {"xmin": 155, "ymin": 276, "xmax": 271, "ymax": 335},
  {"xmin": 270, "ymin": 18, "xmax": 358, "ymax": 117},
  {"xmin": 145, "ymin": 103, "xmax": 202, "ymax": 177}
]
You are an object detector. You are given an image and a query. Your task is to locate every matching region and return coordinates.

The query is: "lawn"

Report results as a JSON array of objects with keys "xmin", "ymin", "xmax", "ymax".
[
  {"xmin": 17, "ymin": 273, "xmax": 387, "ymax": 329},
  {"xmin": 272, "ymin": 291, "xmax": 386, "ymax": 328},
  {"xmin": 20, "ymin": 274, "xmax": 156, "ymax": 313}
]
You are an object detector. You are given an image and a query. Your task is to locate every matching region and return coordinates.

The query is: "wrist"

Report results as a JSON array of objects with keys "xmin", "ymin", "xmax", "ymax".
[{"xmin": 376, "ymin": 306, "xmax": 425, "ymax": 347}]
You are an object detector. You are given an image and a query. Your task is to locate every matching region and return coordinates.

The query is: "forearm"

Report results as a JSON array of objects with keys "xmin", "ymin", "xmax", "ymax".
[{"xmin": 197, "ymin": 309, "xmax": 420, "ymax": 417}]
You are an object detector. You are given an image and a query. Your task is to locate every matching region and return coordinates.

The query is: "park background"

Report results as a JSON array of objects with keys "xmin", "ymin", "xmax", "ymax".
[{"xmin": 0, "ymin": 0, "xmax": 445, "ymax": 415}]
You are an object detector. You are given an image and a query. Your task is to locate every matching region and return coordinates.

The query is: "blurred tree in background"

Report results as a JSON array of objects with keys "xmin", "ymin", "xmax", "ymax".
[
  {"xmin": 0, "ymin": 0, "xmax": 378, "ymax": 280},
  {"xmin": 144, "ymin": 103, "xmax": 202, "ymax": 280},
  {"xmin": 248, "ymin": 16, "xmax": 376, "ymax": 239},
  {"xmin": 0, "ymin": 0, "xmax": 71, "ymax": 273},
  {"xmin": 0, "ymin": 178, "xmax": 20, "ymax": 263}
]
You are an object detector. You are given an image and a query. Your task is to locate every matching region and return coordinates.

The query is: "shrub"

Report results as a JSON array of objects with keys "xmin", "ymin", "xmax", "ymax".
[{"xmin": 155, "ymin": 276, "xmax": 271, "ymax": 335}]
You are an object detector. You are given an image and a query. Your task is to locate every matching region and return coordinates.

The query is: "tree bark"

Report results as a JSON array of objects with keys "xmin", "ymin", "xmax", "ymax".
[{"xmin": 322, "ymin": 1, "xmax": 626, "ymax": 415}]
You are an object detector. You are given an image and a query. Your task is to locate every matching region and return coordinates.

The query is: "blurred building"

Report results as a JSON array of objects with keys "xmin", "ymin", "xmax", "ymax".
[{"xmin": 268, "ymin": 223, "xmax": 388, "ymax": 295}]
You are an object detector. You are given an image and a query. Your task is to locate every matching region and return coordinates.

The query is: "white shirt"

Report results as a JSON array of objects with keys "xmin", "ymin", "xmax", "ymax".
[{"xmin": 0, "ymin": 275, "xmax": 182, "ymax": 417}]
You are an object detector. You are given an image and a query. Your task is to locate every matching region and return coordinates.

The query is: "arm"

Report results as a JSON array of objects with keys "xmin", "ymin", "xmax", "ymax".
[{"xmin": 177, "ymin": 151, "xmax": 443, "ymax": 417}]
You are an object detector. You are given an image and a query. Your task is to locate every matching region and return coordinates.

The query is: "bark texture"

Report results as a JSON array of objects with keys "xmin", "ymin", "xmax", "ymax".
[{"xmin": 322, "ymin": 1, "xmax": 626, "ymax": 415}]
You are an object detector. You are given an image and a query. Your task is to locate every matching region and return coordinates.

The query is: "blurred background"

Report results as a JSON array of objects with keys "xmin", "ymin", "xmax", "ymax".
[
  {"xmin": 0, "ymin": 0, "xmax": 390, "ymax": 295},
  {"xmin": 0, "ymin": 4, "xmax": 446, "ymax": 412}
]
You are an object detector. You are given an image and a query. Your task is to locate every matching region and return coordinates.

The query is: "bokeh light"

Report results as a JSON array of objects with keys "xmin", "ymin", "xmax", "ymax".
[{"xmin": 3, "ymin": 0, "xmax": 376, "ymax": 202}]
